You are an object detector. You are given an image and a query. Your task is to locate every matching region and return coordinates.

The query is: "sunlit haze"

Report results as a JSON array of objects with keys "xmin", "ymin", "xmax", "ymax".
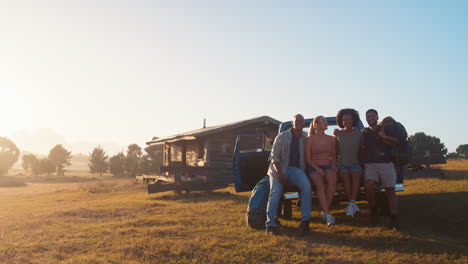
[{"xmin": 0, "ymin": 0, "xmax": 466, "ymax": 155}]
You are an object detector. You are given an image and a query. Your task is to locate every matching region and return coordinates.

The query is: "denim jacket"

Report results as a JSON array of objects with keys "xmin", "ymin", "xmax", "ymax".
[{"xmin": 267, "ymin": 128, "xmax": 306, "ymax": 179}]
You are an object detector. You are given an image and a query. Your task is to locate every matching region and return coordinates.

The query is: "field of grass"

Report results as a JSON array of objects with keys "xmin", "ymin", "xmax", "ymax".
[
  {"xmin": 0, "ymin": 160, "xmax": 466, "ymax": 263},
  {"xmin": 0, "ymin": 178, "xmax": 26, "ymax": 188}
]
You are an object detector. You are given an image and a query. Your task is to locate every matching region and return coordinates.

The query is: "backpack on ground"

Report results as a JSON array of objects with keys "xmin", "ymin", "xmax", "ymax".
[
  {"xmin": 246, "ymin": 176, "xmax": 270, "ymax": 229},
  {"xmin": 380, "ymin": 116, "xmax": 413, "ymax": 166}
]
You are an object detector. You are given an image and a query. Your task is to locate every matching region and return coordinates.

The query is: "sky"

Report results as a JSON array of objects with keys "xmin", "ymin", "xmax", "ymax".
[{"xmin": 0, "ymin": 0, "xmax": 466, "ymax": 155}]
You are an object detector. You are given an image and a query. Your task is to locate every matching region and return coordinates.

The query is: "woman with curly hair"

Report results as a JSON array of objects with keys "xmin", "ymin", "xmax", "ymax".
[
  {"xmin": 335, "ymin": 108, "xmax": 362, "ymax": 217},
  {"xmin": 305, "ymin": 115, "xmax": 337, "ymax": 226}
]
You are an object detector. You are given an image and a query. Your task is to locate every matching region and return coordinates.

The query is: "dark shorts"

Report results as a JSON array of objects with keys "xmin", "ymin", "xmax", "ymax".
[
  {"xmin": 338, "ymin": 165, "xmax": 362, "ymax": 174},
  {"xmin": 307, "ymin": 165, "xmax": 331, "ymax": 176}
]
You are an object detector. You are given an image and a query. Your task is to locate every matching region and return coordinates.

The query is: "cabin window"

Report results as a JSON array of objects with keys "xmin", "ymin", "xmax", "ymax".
[{"xmin": 197, "ymin": 141, "xmax": 205, "ymax": 159}]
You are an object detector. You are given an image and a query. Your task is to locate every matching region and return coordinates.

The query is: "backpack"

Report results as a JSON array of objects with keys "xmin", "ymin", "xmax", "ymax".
[
  {"xmin": 246, "ymin": 176, "xmax": 270, "ymax": 229},
  {"xmin": 380, "ymin": 117, "xmax": 413, "ymax": 166}
]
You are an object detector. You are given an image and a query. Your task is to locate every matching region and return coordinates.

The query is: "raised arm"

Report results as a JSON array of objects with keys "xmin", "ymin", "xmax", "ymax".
[{"xmin": 378, "ymin": 126, "xmax": 400, "ymax": 146}]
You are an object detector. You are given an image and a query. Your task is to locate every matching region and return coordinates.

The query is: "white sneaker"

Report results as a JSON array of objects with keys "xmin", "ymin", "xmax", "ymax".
[
  {"xmin": 326, "ymin": 214, "xmax": 335, "ymax": 226},
  {"xmin": 345, "ymin": 203, "xmax": 354, "ymax": 216},
  {"xmin": 353, "ymin": 202, "xmax": 360, "ymax": 213},
  {"xmin": 346, "ymin": 202, "xmax": 360, "ymax": 217}
]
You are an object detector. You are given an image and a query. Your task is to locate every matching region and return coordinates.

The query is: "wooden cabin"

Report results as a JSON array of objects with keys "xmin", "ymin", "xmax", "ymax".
[{"xmin": 144, "ymin": 116, "xmax": 280, "ymax": 184}]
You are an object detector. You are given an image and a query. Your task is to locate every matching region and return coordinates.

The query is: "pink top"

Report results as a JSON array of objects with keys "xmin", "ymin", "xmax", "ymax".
[{"xmin": 310, "ymin": 135, "xmax": 333, "ymax": 166}]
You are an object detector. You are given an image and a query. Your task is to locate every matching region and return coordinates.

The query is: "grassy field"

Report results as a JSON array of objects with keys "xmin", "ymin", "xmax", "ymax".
[{"xmin": 0, "ymin": 161, "xmax": 466, "ymax": 263}]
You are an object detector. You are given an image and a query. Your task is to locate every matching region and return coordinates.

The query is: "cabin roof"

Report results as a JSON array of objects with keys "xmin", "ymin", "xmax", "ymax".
[{"xmin": 146, "ymin": 116, "xmax": 281, "ymax": 145}]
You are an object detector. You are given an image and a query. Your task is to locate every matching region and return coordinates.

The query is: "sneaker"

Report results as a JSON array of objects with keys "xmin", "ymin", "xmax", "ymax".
[
  {"xmin": 346, "ymin": 202, "xmax": 360, "ymax": 217},
  {"xmin": 345, "ymin": 203, "xmax": 354, "ymax": 216},
  {"xmin": 389, "ymin": 215, "xmax": 400, "ymax": 231},
  {"xmin": 326, "ymin": 214, "xmax": 335, "ymax": 226},
  {"xmin": 298, "ymin": 220, "xmax": 310, "ymax": 235},
  {"xmin": 353, "ymin": 203, "xmax": 360, "ymax": 213},
  {"xmin": 265, "ymin": 226, "xmax": 281, "ymax": 235}
]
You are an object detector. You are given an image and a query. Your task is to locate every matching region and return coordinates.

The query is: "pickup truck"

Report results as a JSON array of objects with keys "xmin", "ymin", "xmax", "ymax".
[{"xmin": 233, "ymin": 116, "xmax": 405, "ymax": 220}]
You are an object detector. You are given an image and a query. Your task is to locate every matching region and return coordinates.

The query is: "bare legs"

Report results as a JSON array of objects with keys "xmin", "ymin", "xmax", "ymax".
[
  {"xmin": 340, "ymin": 171, "xmax": 361, "ymax": 202},
  {"xmin": 364, "ymin": 180, "xmax": 377, "ymax": 210},
  {"xmin": 385, "ymin": 187, "xmax": 397, "ymax": 216},
  {"xmin": 365, "ymin": 180, "xmax": 397, "ymax": 215},
  {"xmin": 311, "ymin": 170, "xmax": 337, "ymax": 214}
]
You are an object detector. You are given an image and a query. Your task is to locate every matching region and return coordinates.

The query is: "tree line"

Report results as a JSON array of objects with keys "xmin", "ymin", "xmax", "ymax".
[
  {"xmin": 0, "ymin": 133, "xmax": 466, "ymax": 177},
  {"xmin": 0, "ymin": 136, "xmax": 160, "ymax": 177},
  {"xmin": 88, "ymin": 144, "xmax": 159, "ymax": 177}
]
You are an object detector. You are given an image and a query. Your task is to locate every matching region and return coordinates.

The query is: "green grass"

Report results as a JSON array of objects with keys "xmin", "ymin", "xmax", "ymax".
[{"xmin": 0, "ymin": 163, "xmax": 466, "ymax": 264}]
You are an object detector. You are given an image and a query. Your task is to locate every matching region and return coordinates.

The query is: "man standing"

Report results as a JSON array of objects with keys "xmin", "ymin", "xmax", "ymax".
[
  {"xmin": 265, "ymin": 114, "xmax": 312, "ymax": 235},
  {"xmin": 362, "ymin": 109, "xmax": 401, "ymax": 230}
]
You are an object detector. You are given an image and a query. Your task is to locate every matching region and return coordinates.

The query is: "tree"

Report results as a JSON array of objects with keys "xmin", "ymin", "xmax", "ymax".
[
  {"xmin": 31, "ymin": 159, "xmax": 41, "ymax": 176},
  {"xmin": 125, "ymin": 144, "xmax": 142, "ymax": 177},
  {"xmin": 48, "ymin": 144, "xmax": 72, "ymax": 176},
  {"xmin": 140, "ymin": 154, "xmax": 159, "ymax": 175},
  {"xmin": 22, "ymin": 154, "xmax": 38, "ymax": 176},
  {"xmin": 109, "ymin": 152, "xmax": 126, "ymax": 177},
  {"xmin": 38, "ymin": 158, "xmax": 55, "ymax": 176},
  {"xmin": 89, "ymin": 146, "xmax": 108, "ymax": 176},
  {"xmin": 455, "ymin": 144, "xmax": 468, "ymax": 159},
  {"xmin": 410, "ymin": 132, "xmax": 447, "ymax": 168},
  {"xmin": 446, "ymin": 152, "xmax": 461, "ymax": 159},
  {"xmin": 0, "ymin": 137, "xmax": 20, "ymax": 176}
]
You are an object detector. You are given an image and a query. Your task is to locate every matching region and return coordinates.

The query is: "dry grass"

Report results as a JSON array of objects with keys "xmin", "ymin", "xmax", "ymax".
[
  {"xmin": 0, "ymin": 178, "xmax": 26, "ymax": 188},
  {"xmin": 434, "ymin": 159, "xmax": 468, "ymax": 171},
  {"xmin": 0, "ymin": 166, "xmax": 466, "ymax": 263}
]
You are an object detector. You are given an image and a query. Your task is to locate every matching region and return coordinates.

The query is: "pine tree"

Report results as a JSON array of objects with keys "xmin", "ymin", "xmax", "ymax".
[
  {"xmin": 109, "ymin": 152, "xmax": 126, "ymax": 177},
  {"xmin": 125, "ymin": 144, "xmax": 142, "ymax": 177},
  {"xmin": 48, "ymin": 144, "xmax": 72, "ymax": 176},
  {"xmin": 89, "ymin": 146, "xmax": 108, "ymax": 176}
]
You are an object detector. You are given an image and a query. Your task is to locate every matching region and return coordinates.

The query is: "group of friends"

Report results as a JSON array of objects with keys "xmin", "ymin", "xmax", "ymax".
[{"xmin": 265, "ymin": 108, "xmax": 403, "ymax": 235}]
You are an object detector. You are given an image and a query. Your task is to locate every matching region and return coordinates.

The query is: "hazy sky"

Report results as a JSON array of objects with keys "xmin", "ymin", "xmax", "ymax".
[{"xmin": 1, "ymin": 0, "xmax": 466, "ymax": 155}]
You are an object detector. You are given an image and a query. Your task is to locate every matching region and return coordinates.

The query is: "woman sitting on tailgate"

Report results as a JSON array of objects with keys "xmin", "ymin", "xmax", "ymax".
[
  {"xmin": 335, "ymin": 108, "xmax": 363, "ymax": 217},
  {"xmin": 305, "ymin": 115, "xmax": 337, "ymax": 226}
]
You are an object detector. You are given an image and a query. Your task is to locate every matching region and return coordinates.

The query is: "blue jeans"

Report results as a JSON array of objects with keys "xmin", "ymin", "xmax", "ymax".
[
  {"xmin": 338, "ymin": 164, "xmax": 362, "ymax": 173},
  {"xmin": 266, "ymin": 167, "xmax": 312, "ymax": 227}
]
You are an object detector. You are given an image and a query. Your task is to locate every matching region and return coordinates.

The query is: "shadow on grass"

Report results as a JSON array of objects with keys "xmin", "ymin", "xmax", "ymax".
[
  {"xmin": 441, "ymin": 169, "xmax": 468, "ymax": 181},
  {"xmin": 288, "ymin": 228, "xmax": 468, "ymax": 258},
  {"xmin": 398, "ymin": 191, "xmax": 468, "ymax": 242},
  {"xmin": 281, "ymin": 191, "xmax": 468, "ymax": 257}
]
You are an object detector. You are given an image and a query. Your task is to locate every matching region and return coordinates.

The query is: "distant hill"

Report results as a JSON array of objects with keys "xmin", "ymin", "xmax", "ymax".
[{"xmin": 9, "ymin": 128, "xmax": 126, "ymax": 157}]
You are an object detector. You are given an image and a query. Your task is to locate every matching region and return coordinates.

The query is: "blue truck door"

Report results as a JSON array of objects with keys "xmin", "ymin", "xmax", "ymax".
[{"xmin": 233, "ymin": 130, "xmax": 272, "ymax": 192}]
